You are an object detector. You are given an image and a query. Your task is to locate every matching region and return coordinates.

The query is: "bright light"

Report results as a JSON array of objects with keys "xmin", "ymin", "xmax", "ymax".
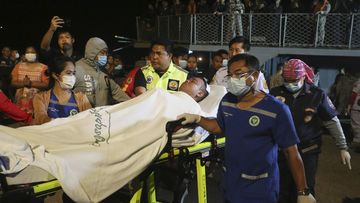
[
  {"xmin": 198, "ymin": 57, "xmax": 203, "ymax": 61},
  {"xmin": 188, "ymin": 50, "xmax": 193, "ymax": 54}
]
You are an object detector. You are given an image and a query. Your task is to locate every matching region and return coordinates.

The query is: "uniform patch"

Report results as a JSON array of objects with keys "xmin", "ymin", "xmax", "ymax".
[
  {"xmin": 249, "ymin": 115, "xmax": 260, "ymax": 127},
  {"xmin": 69, "ymin": 109, "xmax": 79, "ymax": 116},
  {"xmin": 276, "ymin": 96, "xmax": 286, "ymax": 103},
  {"xmin": 304, "ymin": 108, "xmax": 315, "ymax": 123},
  {"xmin": 167, "ymin": 79, "xmax": 180, "ymax": 91},
  {"xmin": 146, "ymin": 75, "xmax": 153, "ymax": 84}
]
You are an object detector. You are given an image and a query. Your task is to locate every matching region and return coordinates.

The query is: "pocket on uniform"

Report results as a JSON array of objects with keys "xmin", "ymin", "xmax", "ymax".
[{"xmin": 238, "ymin": 172, "xmax": 273, "ymax": 198}]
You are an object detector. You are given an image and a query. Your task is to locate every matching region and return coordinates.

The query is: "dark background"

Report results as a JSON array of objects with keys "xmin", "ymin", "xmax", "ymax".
[{"xmin": 0, "ymin": 0, "xmax": 145, "ymax": 57}]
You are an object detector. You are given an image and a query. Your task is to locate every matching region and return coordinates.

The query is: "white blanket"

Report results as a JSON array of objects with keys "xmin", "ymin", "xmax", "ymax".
[{"xmin": 0, "ymin": 89, "xmax": 206, "ymax": 203}]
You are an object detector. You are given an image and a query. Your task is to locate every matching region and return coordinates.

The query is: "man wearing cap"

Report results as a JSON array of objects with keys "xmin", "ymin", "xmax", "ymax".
[{"xmin": 270, "ymin": 59, "xmax": 351, "ymax": 203}]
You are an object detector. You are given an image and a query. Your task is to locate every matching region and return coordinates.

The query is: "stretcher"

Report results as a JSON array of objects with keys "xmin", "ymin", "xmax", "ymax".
[
  {"xmin": 0, "ymin": 120, "xmax": 225, "ymax": 203},
  {"xmin": 0, "ymin": 85, "xmax": 228, "ymax": 202}
]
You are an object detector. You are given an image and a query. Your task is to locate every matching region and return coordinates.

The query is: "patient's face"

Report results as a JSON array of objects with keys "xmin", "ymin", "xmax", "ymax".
[{"xmin": 179, "ymin": 77, "xmax": 205, "ymax": 101}]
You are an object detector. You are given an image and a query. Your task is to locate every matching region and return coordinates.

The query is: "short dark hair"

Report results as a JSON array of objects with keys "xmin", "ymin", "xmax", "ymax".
[
  {"xmin": 216, "ymin": 49, "xmax": 228, "ymax": 57},
  {"xmin": 198, "ymin": 77, "xmax": 209, "ymax": 102},
  {"xmin": 212, "ymin": 51, "xmax": 223, "ymax": 60},
  {"xmin": 150, "ymin": 39, "xmax": 174, "ymax": 54},
  {"xmin": 187, "ymin": 53, "xmax": 197, "ymax": 61},
  {"xmin": 229, "ymin": 36, "xmax": 250, "ymax": 52},
  {"xmin": 227, "ymin": 53, "xmax": 260, "ymax": 72}
]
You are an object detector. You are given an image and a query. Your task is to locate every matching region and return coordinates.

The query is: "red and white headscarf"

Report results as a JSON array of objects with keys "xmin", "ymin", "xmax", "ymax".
[{"xmin": 282, "ymin": 59, "xmax": 314, "ymax": 84}]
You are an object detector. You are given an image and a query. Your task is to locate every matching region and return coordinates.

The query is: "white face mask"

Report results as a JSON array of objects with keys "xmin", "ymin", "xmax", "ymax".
[
  {"xmin": 227, "ymin": 76, "xmax": 252, "ymax": 97},
  {"xmin": 179, "ymin": 60, "xmax": 187, "ymax": 69},
  {"xmin": 96, "ymin": 55, "xmax": 107, "ymax": 66},
  {"xmin": 222, "ymin": 59, "xmax": 228, "ymax": 67},
  {"xmin": 284, "ymin": 80, "xmax": 303, "ymax": 93},
  {"xmin": 59, "ymin": 75, "xmax": 76, "ymax": 89},
  {"xmin": 25, "ymin": 53, "xmax": 36, "ymax": 62},
  {"xmin": 114, "ymin": 64, "xmax": 123, "ymax": 70}
]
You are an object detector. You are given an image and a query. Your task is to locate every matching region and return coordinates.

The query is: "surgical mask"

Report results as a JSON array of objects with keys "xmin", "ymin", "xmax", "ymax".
[
  {"xmin": 114, "ymin": 64, "xmax": 123, "ymax": 70},
  {"xmin": 227, "ymin": 76, "xmax": 252, "ymax": 97},
  {"xmin": 284, "ymin": 81, "xmax": 303, "ymax": 93},
  {"xmin": 15, "ymin": 53, "xmax": 20, "ymax": 59},
  {"xmin": 25, "ymin": 53, "xmax": 36, "ymax": 62},
  {"xmin": 222, "ymin": 59, "xmax": 228, "ymax": 67},
  {"xmin": 59, "ymin": 75, "xmax": 76, "ymax": 89},
  {"xmin": 179, "ymin": 60, "xmax": 187, "ymax": 69},
  {"xmin": 96, "ymin": 55, "xmax": 107, "ymax": 66}
]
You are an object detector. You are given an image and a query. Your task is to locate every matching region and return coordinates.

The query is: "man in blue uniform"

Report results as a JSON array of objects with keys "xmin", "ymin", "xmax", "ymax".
[
  {"xmin": 177, "ymin": 54, "xmax": 316, "ymax": 203},
  {"xmin": 270, "ymin": 59, "xmax": 351, "ymax": 203}
]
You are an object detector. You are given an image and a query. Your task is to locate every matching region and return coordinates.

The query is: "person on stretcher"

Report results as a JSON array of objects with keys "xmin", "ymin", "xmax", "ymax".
[{"xmin": 0, "ymin": 76, "xmax": 225, "ymax": 203}]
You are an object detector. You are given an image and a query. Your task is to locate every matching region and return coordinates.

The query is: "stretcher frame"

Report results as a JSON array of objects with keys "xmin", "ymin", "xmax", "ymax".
[{"xmin": 0, "ymin": 120, "xmax": 225, "ymax": 203}]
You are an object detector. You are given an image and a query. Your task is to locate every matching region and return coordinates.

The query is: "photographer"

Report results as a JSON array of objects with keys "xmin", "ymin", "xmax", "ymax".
[{"xmin": 40, "ymin": 16, "xmax": 81, "ymax": 67}]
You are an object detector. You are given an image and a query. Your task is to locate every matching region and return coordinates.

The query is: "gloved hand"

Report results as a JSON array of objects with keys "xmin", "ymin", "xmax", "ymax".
[
  {"xmin": 297, "ymin": 193, "xmax": 316, "ymax": 203},
  {"xmin": 340, "ymin": 149, "xmax": 352, "ymax": 170},
  {"xmin": 176, "ymin": 113, "xmax": 201, "ymax": 125}
]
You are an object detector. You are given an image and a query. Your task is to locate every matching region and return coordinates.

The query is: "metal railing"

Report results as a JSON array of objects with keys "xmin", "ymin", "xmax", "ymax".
[{"xmin": 136, "ymin": 13, "xmax": 360, "ymax": 49}]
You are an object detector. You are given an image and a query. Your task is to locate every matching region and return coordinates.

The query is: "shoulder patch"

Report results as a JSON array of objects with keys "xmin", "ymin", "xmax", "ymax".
[{"xmin": 167, "ymin": 79, "xmax": 180, "ymax": 91}]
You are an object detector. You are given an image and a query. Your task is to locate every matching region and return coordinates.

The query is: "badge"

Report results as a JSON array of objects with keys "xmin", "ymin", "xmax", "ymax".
[
  {"xmin": 126, "ymin": 77, "xmax": 132, "ymax": 84},
  {"xmin": 276, "ymin": 96, "xmax": 286, "ymax": 103},
  {"xmin": 167, "ymin": 79, "xmax": 180, "ymax": 91},
  {"xmin": 146, "ymin": 75, "xmax": 153, "ymax": 84},
  {"xmin": 304, "ymin": 108, "xmax": 315, "ymax": 123},
  {"xmin": 249, "ymin": 115, "xmax": 260, "ymax": 127},
  {"xmin": 69, "ymin": 109, "xmax": 79, "ymax": 116}
]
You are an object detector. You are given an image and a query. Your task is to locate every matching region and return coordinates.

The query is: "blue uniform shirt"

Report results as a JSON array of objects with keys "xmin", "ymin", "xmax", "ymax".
[
  {"xmin": 217, "ymin": 93, "xmax": 299, "ymax": 203},
  {"xmin": 270, "ymin": 83, "xmax": 337, "ymax": 142},
  {"xmin": 47, "ymin": 91, "xmax": 79, "ymax": 119}
]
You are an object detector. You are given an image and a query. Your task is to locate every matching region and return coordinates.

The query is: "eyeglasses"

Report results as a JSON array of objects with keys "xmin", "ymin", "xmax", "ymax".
[{"xmin": 225, "ymin": 71, "xmax": 253, "ymax": 80}]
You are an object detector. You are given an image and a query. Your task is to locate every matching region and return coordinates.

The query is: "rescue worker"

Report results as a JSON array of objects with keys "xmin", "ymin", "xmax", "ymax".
[
  {"xmin": 211, "ymin": 36, "xmax": 269, "ymax": 93},
  {"xmin": 177, "ymin": 54, "xmax": 316, "ymax": 203},
  {"xmin": 73, "ymin": 37, "xmax": 130, "ymax": 107},
  {"xmin": 134, "ymin": 39, "xmax": 188, "ymax": 95},
  {"xmin": 270, "ymin": 59, "xmax": 351, "ymax": 203}
]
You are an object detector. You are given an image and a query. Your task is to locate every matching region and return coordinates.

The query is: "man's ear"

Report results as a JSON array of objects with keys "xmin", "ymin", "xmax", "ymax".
[
  {"xmin": 71, "ymin": 38, "xmax": 75, "ymax": 44},
  {"xmin": 196, "ymin": 90, "xmax": 205, "ymax": 101}
]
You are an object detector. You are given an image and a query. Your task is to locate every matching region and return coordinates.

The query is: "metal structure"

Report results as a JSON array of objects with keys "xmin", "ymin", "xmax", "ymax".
[{"xmin": 136, "ymin": 13, "xmax": 360, "ymax": 49}]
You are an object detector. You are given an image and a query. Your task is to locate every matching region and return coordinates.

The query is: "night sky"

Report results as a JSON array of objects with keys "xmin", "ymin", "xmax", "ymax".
[{"xmin": 0, "ymin": 0, "xmax": 144, "ymax": 54}]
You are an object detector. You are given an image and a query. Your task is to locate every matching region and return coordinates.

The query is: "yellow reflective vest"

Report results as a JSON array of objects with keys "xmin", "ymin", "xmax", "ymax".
[{"xmin": 141, "ymin": 62, "xmax": 188, "ymax": 92}]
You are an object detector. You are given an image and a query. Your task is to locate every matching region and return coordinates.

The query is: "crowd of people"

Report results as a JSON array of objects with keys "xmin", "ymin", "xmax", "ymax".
[{"xmin": 0, "ymin": 13, "xmax": 359, "ymax": 203}]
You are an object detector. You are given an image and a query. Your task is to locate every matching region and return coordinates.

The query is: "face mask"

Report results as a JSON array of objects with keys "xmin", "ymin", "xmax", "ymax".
[
  {"xmin": 179, "ymin": 60, "xmax": 187, "ymax": 69},
  {"xmin": 25, "ymin": 53, "xmax": 36, "ymax": 62},
  {"xmin": 96, "ymin": 55, "xmax": 107, "ymax": 66},
  {"xmin": 59, "ymin": 75, "xmax": 76, "ymax": 89},
  {"xmin": 114, "ymin": 64, "xmax": 123, "ymax": 70},
  {"xmin": 284, "ymin": 80, "xmax": 303, "ymax": 93},
  {"xmin": 222, "ymin": 59, "xmax": 228, "ymax": 67},
  {"xmin": 227, "ymin": 76, "xmax": 252, "ymax": 97},
  {"xmin": 15, "ymin": 53, "xmax": 20, "ymax": 59}
]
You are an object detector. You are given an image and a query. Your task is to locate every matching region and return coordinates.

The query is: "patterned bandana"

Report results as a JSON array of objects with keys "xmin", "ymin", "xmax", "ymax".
[{"xmin": 282, "ymin": 59, "xmax": 314, "ymax": 84}]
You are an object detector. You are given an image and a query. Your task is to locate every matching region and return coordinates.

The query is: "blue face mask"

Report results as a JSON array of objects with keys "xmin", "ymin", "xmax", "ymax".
[
  {"xmin": 96, "ymin": 55, "xmax": 107, "ymax": 66},
  {"xmin": 284, "ymin": 80, "xmax": 303, "ymax": 93},
  {"xmin": 227, "ymin": 76, "xmax": 252, "ymax": 97}
]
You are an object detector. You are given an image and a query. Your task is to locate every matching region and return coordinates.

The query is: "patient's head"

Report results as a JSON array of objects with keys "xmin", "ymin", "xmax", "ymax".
[{"xmin": 179, "ymin": 77, "xmax": 209, "ymax": 102}]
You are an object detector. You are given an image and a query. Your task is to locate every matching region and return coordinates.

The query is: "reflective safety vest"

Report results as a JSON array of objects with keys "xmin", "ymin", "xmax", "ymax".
[{"xmin": 141, "ymin": 62, "xmax": 188, "ymax": 92}]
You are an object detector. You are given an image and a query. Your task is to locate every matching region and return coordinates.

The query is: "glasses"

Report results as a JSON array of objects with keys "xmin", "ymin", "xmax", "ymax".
[{"xmin": 225, "ymin": 71, "xmax": 253, "ymax": 80}]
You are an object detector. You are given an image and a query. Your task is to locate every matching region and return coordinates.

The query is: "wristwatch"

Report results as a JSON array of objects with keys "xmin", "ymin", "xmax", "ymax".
[{"xmin": 297, "ymin": 188, "xmax": 311, "ymax": 196}]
